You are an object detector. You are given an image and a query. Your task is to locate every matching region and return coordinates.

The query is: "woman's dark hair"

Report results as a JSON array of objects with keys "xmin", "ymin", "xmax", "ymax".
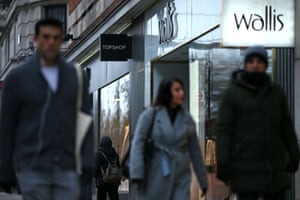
[{"xmin": 153, "ymin": 77, "xmax": 184, "ymax": 107}]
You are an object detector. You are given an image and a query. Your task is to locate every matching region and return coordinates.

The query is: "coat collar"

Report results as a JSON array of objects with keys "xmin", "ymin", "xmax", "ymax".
[
  {"xmin": 231, "ymin": 70, "xmax": 272, "ymax": 95},
  {"xmin": 29, "ymin": 52, "xmax": 66, "ymax": 93},
  {"xmin": 29, "ymin": 51, "xmax": 65, "ymax": 68},
  {"xmin": 155, "ymin": 106, "xmax": 189, "ymax": 142}
]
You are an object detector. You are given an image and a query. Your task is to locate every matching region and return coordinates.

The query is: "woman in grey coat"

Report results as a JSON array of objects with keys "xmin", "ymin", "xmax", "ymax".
[{"xmin": 129, "ymin": 77, "xmax": 208, "ymax": 200}]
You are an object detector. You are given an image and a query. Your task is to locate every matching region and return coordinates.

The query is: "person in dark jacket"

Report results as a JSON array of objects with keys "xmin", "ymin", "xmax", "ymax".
[
  {"xmin": 0, "ymin": 19, "xmax": 94, "ymax": 200},
  {"xmin": 95, "ymin": 136, "xmax": 120, "ymax": 200},
  {"xmin": 216, "ymin": 46, "xmax": 300, "ymax": 200}
]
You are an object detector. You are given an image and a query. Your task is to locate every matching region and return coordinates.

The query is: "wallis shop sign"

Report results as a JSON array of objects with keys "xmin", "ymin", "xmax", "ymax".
[{"xmin": 221, "ymin": 0, "xmax": 294, "ymax": 47}]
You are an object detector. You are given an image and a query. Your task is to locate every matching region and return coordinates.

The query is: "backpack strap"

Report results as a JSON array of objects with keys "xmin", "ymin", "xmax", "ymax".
[
  {"xmin": 99, "ymin": 151, "xmax": 119, "ymax": 174},
  {"xmin": 99, "ymin": 151, "xmax": 118, "ymax": 165},
  {"xmin": 99, "ymin": 151, "xmax": 110, "ymax": 175},
  {"xmin": 99, "ymin": 151, "xmax": 109, "ymax": 163}
]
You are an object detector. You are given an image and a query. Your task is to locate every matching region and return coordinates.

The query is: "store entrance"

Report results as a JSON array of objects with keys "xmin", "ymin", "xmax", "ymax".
[
  {"xmin": 151, "ymin": 27, "xmax": 273, "ymax": 200},
  {"xmin": 188, "ymin": 47, "xmax": 241, "ymax": 200},
  {"xmin": 152, "ymin": 50, "xmax": 210, "ymax": 200},
  {"xmin": 151, "ymin": 59, "xmax": 189, "ymax": 110},
  {"xmin": 151, "ymin": 47, "xmax": 235, "ymax": 200}
]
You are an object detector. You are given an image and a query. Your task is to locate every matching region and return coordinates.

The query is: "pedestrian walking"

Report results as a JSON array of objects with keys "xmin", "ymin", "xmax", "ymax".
[
  {"xmin": 216, "ymin": 46, "xmax": 300, "ymax": 200},
  {"xmin": 0, "ymin": 18, "xmax": 94, "ymax": 200},
  {"xmin": 95, "ymin": 136, "xmax": 120, "ymax": 200},
  {"xmin": 129, "ymin": 77, "xmax": 208, "ymax": 200}
]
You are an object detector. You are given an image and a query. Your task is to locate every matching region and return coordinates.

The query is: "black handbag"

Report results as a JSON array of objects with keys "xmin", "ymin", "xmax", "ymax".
[{"xmin": 120, "ymin": 108, "xmax": 157, "ymax": 185}]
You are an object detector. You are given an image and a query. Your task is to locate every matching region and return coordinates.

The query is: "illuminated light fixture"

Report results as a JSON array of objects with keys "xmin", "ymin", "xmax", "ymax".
[{"xmin": 78, "ymin": 47, "xmax": 100, "ymax": 65}]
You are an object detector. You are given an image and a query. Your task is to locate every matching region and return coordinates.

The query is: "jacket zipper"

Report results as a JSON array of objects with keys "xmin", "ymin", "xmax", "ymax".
[{"xmin": 30, "ymin": 88, "xmax": 52, "ymax": 168}]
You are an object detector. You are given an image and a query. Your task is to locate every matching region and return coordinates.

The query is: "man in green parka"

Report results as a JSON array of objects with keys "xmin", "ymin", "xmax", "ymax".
[{"xmin": 216, "ymin": 46, "xmax": 300, "ymax": 200}]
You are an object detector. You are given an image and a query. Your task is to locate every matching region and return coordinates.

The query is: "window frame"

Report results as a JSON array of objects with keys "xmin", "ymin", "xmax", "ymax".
[{"xmin": 44, "ymin": 4, "xmax": 67, "ymax": 36}]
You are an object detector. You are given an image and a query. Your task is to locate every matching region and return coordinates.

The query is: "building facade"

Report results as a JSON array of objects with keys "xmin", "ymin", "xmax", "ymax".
[
  {"xmin": 66, "ymin": 0, "xmax": 300, "ymax": 199},
  {"xmin": 0, "ymin": 0, "xmax": 68, "ymax": 80},
  {"xmin": 0, "ymin": 0, "xmax": 299, "ymax": 199},
  {"xmin": 294, "ymin": 0, "xmax": 300, "ymax": 199}
]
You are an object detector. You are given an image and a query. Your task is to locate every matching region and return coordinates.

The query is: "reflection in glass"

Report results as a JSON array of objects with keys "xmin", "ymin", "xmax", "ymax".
[
  {"xmin": 100, "ymin": 74, "xmax": 130, "ymax": 192},
  {"xmin": 189, "ymin": 47, "xmax": 241, "ymax": 199},
  {"xmin": 145, "ymin": 0, "xmax": 220, "ymax": 58},
  {"xmin": 189, "ymin": 41, "xmax": 273, "ymax": 199}
]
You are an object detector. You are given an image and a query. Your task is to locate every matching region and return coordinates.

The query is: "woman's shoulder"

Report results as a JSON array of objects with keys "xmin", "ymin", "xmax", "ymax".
[
  {"xmin": 140, "ymin": 106, "xmax": 162, "ymax": 117},
  {"xmin": 144, "ymin": 105, "xmax": 163, "ymax": 111},
  {"xmin": 137, "ymin": 106, "xmax": 165, "ymax": 125}
]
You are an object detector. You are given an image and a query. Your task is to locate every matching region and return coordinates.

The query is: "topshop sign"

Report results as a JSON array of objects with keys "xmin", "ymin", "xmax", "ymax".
[{"xmin": 221, "ymin": 0, "xmax": 294, "ymax": 47}]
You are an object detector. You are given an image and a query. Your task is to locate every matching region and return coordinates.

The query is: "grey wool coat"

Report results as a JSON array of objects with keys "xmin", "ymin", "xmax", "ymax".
[{"xmin": 130, "ymin": 106, "xmax": 208, "ymax": 200}]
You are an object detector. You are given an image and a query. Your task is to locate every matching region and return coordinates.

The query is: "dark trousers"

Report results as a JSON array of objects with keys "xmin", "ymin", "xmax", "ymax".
[
  {"xmin": 97, "ymin": 184, "xmax": 119, "ymax": 200},
  {"xmin": 80, "ymin": 182, "xmax": 93, "ymax": 200},
  {"xmin": 238, "ymin": 191, "xmax": 286, "ymax": 200}
]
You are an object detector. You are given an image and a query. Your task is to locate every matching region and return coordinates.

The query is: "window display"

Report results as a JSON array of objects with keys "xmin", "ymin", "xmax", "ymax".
[
  {"xmin": 151, "ymin": 25, "xmax": 274, "ymax": 199},
  {"xmin": 189, "ymin": 42, "xmax": 273, "ymax": 199},
  {"xmin": 99, "ymin": 74, "xmax": 130, "ymax": 192},
  {"xmin": 189, "ymin": 47, "xmax": 240, "ymax": 199}
]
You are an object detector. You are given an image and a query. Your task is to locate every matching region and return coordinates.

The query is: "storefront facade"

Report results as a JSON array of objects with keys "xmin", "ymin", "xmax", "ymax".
[
  {"xmin": 144, "ymin": 1, "xmax": 297, "ymax": 199},
  {"xmin": 294, "ymin": 1, "xmax": 300, "ymax": 199},
  {"xmin": 145, "ymin": 1, "xmax": 273, "ymax": 198},
  {"xmin": 66, "ymin": 0, "xmax": 298, "ymax": 199}
]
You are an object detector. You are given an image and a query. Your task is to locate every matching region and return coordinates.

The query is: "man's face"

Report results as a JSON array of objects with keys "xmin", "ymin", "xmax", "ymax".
[
  {"xmin": 33, "ymin": 26, "xmax": 63, "ymax": 61},
  {"xmin": 245, "ymin": 56, "xmax": 267, "ymax": 73}
]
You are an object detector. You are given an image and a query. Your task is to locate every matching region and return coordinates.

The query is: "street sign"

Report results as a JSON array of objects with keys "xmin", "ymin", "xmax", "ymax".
[
  {"xmin": 100, "ymin": 34, "xmax": 132, "ymax": 61},
  {"xmin": 221, "ymin": 0, "xmax": 295, "ymax": 47}
]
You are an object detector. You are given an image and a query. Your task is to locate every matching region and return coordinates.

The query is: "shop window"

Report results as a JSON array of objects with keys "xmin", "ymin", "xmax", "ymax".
[
  {"xmin": 0, "ymin": 0, "xmax": 12, "ymax": 8},
  {"xmin": 151, "ymin": 24, "xmax": 274, "ymax": 199},
  {"xmin": 189, "ymin": 44, "xmax": 273, "ymax": 199},
  {"xmin": 0, "ymin": 43, "xmax": 3, "ymax": 69},
  {"xmin": 44, "ymin": 5, "xmax": 67, "ymax": 35},
  {"xmin": 4, "ymin": 38, "xmax": 9, "ymax": 65},
  {"xmin": 99, "ymin": 74, "xmax": 130, "ymax": 192}
]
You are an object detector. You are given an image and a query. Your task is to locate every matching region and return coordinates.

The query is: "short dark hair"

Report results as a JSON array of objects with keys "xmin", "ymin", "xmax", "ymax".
[
  {"xmin": 153, "ymin": 77, "xmax": 184, "ymax": 107},
  {"xmin": 35, "ymin": 18, "xmax": 63, "ymax": 36}
]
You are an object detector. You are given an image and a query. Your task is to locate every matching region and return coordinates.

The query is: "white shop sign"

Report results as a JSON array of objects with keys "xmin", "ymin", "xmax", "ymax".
[
  {"xmin": 158, "ymin": 0, "xmax": 178, "ymax": 44},
  {"xmin": 221, "ymin": 0, "xmax": 294, "ymax": 47}
]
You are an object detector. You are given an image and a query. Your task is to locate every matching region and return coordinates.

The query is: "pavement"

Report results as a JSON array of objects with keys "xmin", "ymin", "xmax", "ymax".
[
  {"xmin": 0, "ymin": 193, "xmax": 22, "ymax": 200},
  {"xmin": 0, "ymin": 193, "xmax": 129, "ymax": 200}
]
